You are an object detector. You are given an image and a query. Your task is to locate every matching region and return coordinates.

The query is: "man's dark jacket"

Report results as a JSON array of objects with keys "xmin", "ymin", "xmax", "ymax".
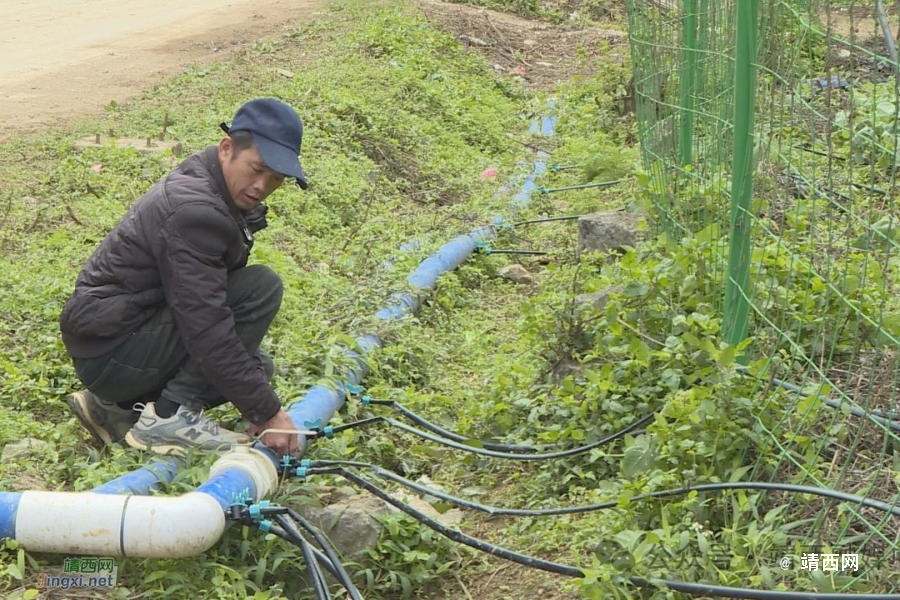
[{"xmin": 59, "ymin": 146, "xmax": 280, "ymax": 424}]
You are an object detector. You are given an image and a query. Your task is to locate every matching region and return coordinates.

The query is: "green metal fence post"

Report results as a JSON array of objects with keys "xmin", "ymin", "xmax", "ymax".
[
  {"xmin": 723, "ymin": 0, "xmax": 759, "ymax": 348},
  {"xmin": 678, "ymin": 0, "xmax": 698, "ymax": 166}
]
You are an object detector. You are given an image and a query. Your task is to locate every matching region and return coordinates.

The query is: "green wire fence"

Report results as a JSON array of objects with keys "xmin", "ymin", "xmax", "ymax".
[{"xmin": 627, "ymin": 0, "xmax": 900, "ymax": 592}]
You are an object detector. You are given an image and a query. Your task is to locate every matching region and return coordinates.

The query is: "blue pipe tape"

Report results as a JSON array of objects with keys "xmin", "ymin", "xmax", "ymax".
[
  {"xmin": 196, "ymin": 469, "xmax": 258, "ymax": 511},
  {"xmin": 377, "ymin": 227, "xmax": 495, "ymax": 321},
  {"xmin": 250, "ymin": 334, "xmax": 384, "ymax": 464},
  {"xmin": 0, "ymin": 492, "xmax": 20, "ymax": 540},
  {"xmin": 513, "ymin": 151, "xmax": 550, "ymax": 209},
  {"xmin": 92, "ymin": 459, "xmax": 180, "ymax": 495}
]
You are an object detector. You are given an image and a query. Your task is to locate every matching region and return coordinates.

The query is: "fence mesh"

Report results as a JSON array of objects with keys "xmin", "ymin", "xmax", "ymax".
[{"xmin": 627, "ymin": 0, "xmax": 900, "ymax": 590}]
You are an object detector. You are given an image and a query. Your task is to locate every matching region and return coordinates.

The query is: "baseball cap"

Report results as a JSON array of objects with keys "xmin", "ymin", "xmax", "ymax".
[{"xmin": 220, "ymin": 98, "xmax": 308, "ymax": 189}]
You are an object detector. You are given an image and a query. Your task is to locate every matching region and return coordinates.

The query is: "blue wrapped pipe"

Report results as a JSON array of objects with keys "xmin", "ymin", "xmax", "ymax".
[
  {"xmin": 92, "ymin": 458, "xmax": 181, "ymax": 495},
  {"xmin": 529, "ymin": 116, "xmax": 557, "ymax": 137},
  {"xmin": 0, "ymin": 492, "xmax": 20, "ymax": 540},
  {"xmin": 248, "ymin": 334, "xmax": 384, "ymax": 463},
  {"xmin": 513, "ymin": 151, "xmax": 550, "ymax": 209},
  {"xmin": 195, "ymin": 469, "xmax": 258, "ymax": 511},
  {"xmin": 378, "ymin": 227, "xmax": 495, "ymax": 321}
]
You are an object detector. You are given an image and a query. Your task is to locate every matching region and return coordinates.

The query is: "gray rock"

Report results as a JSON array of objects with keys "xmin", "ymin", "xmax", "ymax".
[
  {"xmin": 396, "ymin": 493, "xmax": 464, "ymax": 528},
  {"xmin": 2, "ymin": 438, "xmax": 52, "ymax": 462},
  {"xmin": 577, "ymin": 211, "xmax": 644, "ymax": 258},
  {"xmin": 300, "ymin": 495, "xmax": 390, "ymax": 559},
  {"xmin": 575, "ymin": 285, "xmax": 624, "ymax": 312},
  {"xmin": 498, "ymin": 264, "xmax": 534, "ymax": 284},
  {"xmin": 550, "ymin": 357, "xmax": 603, "ymax": 385}
]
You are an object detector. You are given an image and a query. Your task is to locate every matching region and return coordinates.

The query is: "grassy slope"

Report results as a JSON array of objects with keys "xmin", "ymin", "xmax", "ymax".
[{"xmin": 0, "ymin": 0, "xmax": 639, "ymax": 598}]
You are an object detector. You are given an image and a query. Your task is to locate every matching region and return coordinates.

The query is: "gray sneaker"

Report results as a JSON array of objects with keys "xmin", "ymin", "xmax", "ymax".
[
  {"xmin": 66, "ymin": 390, "xmax": 138, "ymax": 445},
  {"xmin": 124, "ymin": 402, "xmax": 246, "ymax": 454}
]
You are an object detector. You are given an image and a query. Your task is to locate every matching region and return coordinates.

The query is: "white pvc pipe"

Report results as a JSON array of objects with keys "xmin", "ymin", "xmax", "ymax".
[
  {"xmin": 12, "ymin": 447, "xmax": 277, "ymax": 558},
  {"xmin": 16, "ymin": 491, "xmax": 225, "ymax": 557}
]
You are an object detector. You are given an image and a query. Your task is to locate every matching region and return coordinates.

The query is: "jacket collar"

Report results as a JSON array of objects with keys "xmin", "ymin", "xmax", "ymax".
[
  {"xmin": 201, "ymin": 145, "xmax": 241, "ymax": 215},
  {"xmin": 201, "ymin": 146, "xmax": 254, "ymax": 249}
]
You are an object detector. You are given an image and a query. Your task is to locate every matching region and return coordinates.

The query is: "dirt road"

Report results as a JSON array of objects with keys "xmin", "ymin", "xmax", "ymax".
[{"xmin": 0, "ymin": 0, "xmax": 323, "ymax": 138}]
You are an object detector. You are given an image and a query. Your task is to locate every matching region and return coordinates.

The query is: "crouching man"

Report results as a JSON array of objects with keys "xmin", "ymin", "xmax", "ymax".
[{"xmin": 59, "ymin": 98, "xmax": 306, "ymax": 457}]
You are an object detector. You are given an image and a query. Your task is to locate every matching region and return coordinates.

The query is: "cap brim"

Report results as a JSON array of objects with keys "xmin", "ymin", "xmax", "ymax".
[{"xmin": 252, "ymin": 132, "xmax": 309, "ymax": 190}]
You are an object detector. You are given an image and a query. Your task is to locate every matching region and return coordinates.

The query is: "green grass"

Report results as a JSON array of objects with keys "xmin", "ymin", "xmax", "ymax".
[{"xmin": 2, "ymin": 0, "xmax": 891, "ymax": 598}]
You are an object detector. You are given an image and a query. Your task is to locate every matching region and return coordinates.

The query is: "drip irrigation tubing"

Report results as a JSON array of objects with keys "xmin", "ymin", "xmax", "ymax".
[
  {"xmin": 268, "ymin": 524, "xmax": 341, "ymax": 582},
  {"xmin": 512, "ymin": 214, "xmax": 584, "ymax": 226},
  {"xmin": 360, "ymin": 397, "xmax": 571, "ymax": 452},
  {"xmin": 538, "ymin": 177, "xmax": 634, "ymax": 194},
  {"xmin": 272, "ymin": 514, "xmax": 331, "ymax": 600},
  {"xmin": 735, "ymin": 366, "xmax": 900, "ymax": 432},
  {"xmin": 301, "ymin": 463, "xmax": 900, "ymax": 518},
  {"xmin": 316, "ymin": 412, "xmax": 656, "ymax": 460},
  {"xmin": 316, "ymin": 468, "xmax": 900, "ymax": 599},
  {"xmin": 264, "ymin": 507, "xmax": 364, "ymax": 600},
  {"xmin": 477, "ymin": 248, "xmax": 548, "ymax": 255}
]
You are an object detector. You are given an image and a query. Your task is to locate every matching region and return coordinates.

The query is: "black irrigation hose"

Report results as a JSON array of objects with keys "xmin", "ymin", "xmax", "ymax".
[
  {"xmin": 336, "ymin": 467, "xmax": 583, "ymax": 576},
  {"xmin": 480, "ymin": 249, "xmax": 549, "ymax": 255},
  {"xmin": 735, "ymin": 365, "xmax": 900, "ymax": 432},
  {"xmin": 326, "ymin": 468, "xmax": 900, "ymax": 599},
  {"xmin": 273, "ymin": 515, "xmax": 330, "ymax": 600},
  {"xmin": 363, "ymin": 398, "xmax": 570, "ymax": 452},
  {"xmin": 510, "ymin": 208, "xmax": 625, "ymax": 227},
  {"xmin": 306, "ymin": 463, "xmax": 900, "ymax": 518},
  {"xmin": 512, "ymin": 214, "xmax": 584, "ymax": 226},
  {"xmin": 793, "ymin": 144, "xmax": 847, "ymax": 161},
  {"xmin": 852, "ymin": 181, "xmax": 890, "ymax": 195},
  {"xmin": 264, "ymin": 507, "xmax": 364, "ymax": 600},
  {"xmin": 539, "ymin": 177, "xmax": 634, "ymax": 194},
  {"xmin": 266, "ymin": 524, "xmax": 342, "ymax": 581},
  {"xmin": 322, "ymin": 412, "xmax": 656, "ymax": 460}
]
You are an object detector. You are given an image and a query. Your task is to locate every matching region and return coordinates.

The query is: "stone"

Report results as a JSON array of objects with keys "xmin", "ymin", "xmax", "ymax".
[
  {"xmin": 299, "ymin": 495, "xmax": 391, "ymax": 559},
  {"xmin": 576, "ymin": 211, "xmax": 644, "ymax": 258},
  {"xmin": 574, "ymin": 285, "xmax": 624, "ymax": 312},
  {"xmin": 498, "ymin": 264, "xmax": 534, "ymax": 284},
  {"xmin": 550, "ymin": 357, "xmax": 602, "ymax": 385},
  {"xmin": 9, "ymin": 473, "xmax": 49, "ymax": 492},
  {"xmin": 396, "ymin": 493, "xmax": 465, "ymax": 528},
  {"xmin": 1, "ymin": 438, "xmax": 52, "ymax": 462}
]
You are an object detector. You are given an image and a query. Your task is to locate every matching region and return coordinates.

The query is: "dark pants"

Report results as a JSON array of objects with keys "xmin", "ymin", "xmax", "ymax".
[{"xmin": 73, "ymin": 265, "xmax": 283, "ymax": 413}]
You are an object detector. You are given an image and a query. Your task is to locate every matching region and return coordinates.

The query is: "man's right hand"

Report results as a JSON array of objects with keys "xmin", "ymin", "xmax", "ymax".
[{"xmin": 248, "ymin": 409, "xmax": 301, "ymax": 457}]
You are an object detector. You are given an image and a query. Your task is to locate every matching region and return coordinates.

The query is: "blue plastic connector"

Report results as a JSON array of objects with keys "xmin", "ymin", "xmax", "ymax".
[
  {"xmin": 323, "ymin": 426, "xmax": 334, "ymax": 438},
  {"xmin": 229, "ymin": 488, "xmax": 252, "ymax": 508},
  {"xmin": 300, "ymin": 459, "xmax": 311, "ymax": 468},
  {"xmin": 474, "ymin": 241, "xmax": 492, "ymax": 255},
  {"xmin": 361, "ymin": 395, "xmax": 372, "ymax": 405},
  {"xmin": 249, "ymin": 504, "xmax": 263, "ymax": 521},
  {"xmin": 346, "ymin": 383, "xmax": 364, "ymax": 395},
  {"xmin": 259, "ymin": 520, "xmax": 272, "ymax": 533},
  {"xmin": 304, "ymin": 418, "xmax": 323, "ymax": 430},
  {"xmin": 490, "ymin": 216, "xmax": 512, "ymax": 231},
  {"xmin": 281, "ymin": 455, "xmax": 292, "ymax": 469},
  {"xmin": 296, "ymin": 467, "xmax": 308, "ymax": 479}
]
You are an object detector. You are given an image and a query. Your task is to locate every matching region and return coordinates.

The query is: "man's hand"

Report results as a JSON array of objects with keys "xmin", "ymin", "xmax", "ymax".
[{"xmin": 248, "ymin": 409, "xmax": 301, "ymax": 457}]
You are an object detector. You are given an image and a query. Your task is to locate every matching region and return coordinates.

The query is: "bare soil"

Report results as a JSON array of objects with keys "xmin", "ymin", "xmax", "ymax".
[
  {"xmin": 0, "ymin": 0, "xmax": 326, "ymax": 139},
  {"xmin": 418, "ymin": 0, "xmax": 626, "ymax": 91}
]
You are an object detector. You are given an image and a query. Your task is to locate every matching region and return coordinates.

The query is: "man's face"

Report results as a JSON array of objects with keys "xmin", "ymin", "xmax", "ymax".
[{"xmin": 219, "ymin": 137, "xmax": 286, "ymax": 210}]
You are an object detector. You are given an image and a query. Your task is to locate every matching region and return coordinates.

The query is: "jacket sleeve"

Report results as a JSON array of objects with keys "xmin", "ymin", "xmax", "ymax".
[{"xmin": 156, "ymin": 203, "xmax": 281, "ymax": 424}]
